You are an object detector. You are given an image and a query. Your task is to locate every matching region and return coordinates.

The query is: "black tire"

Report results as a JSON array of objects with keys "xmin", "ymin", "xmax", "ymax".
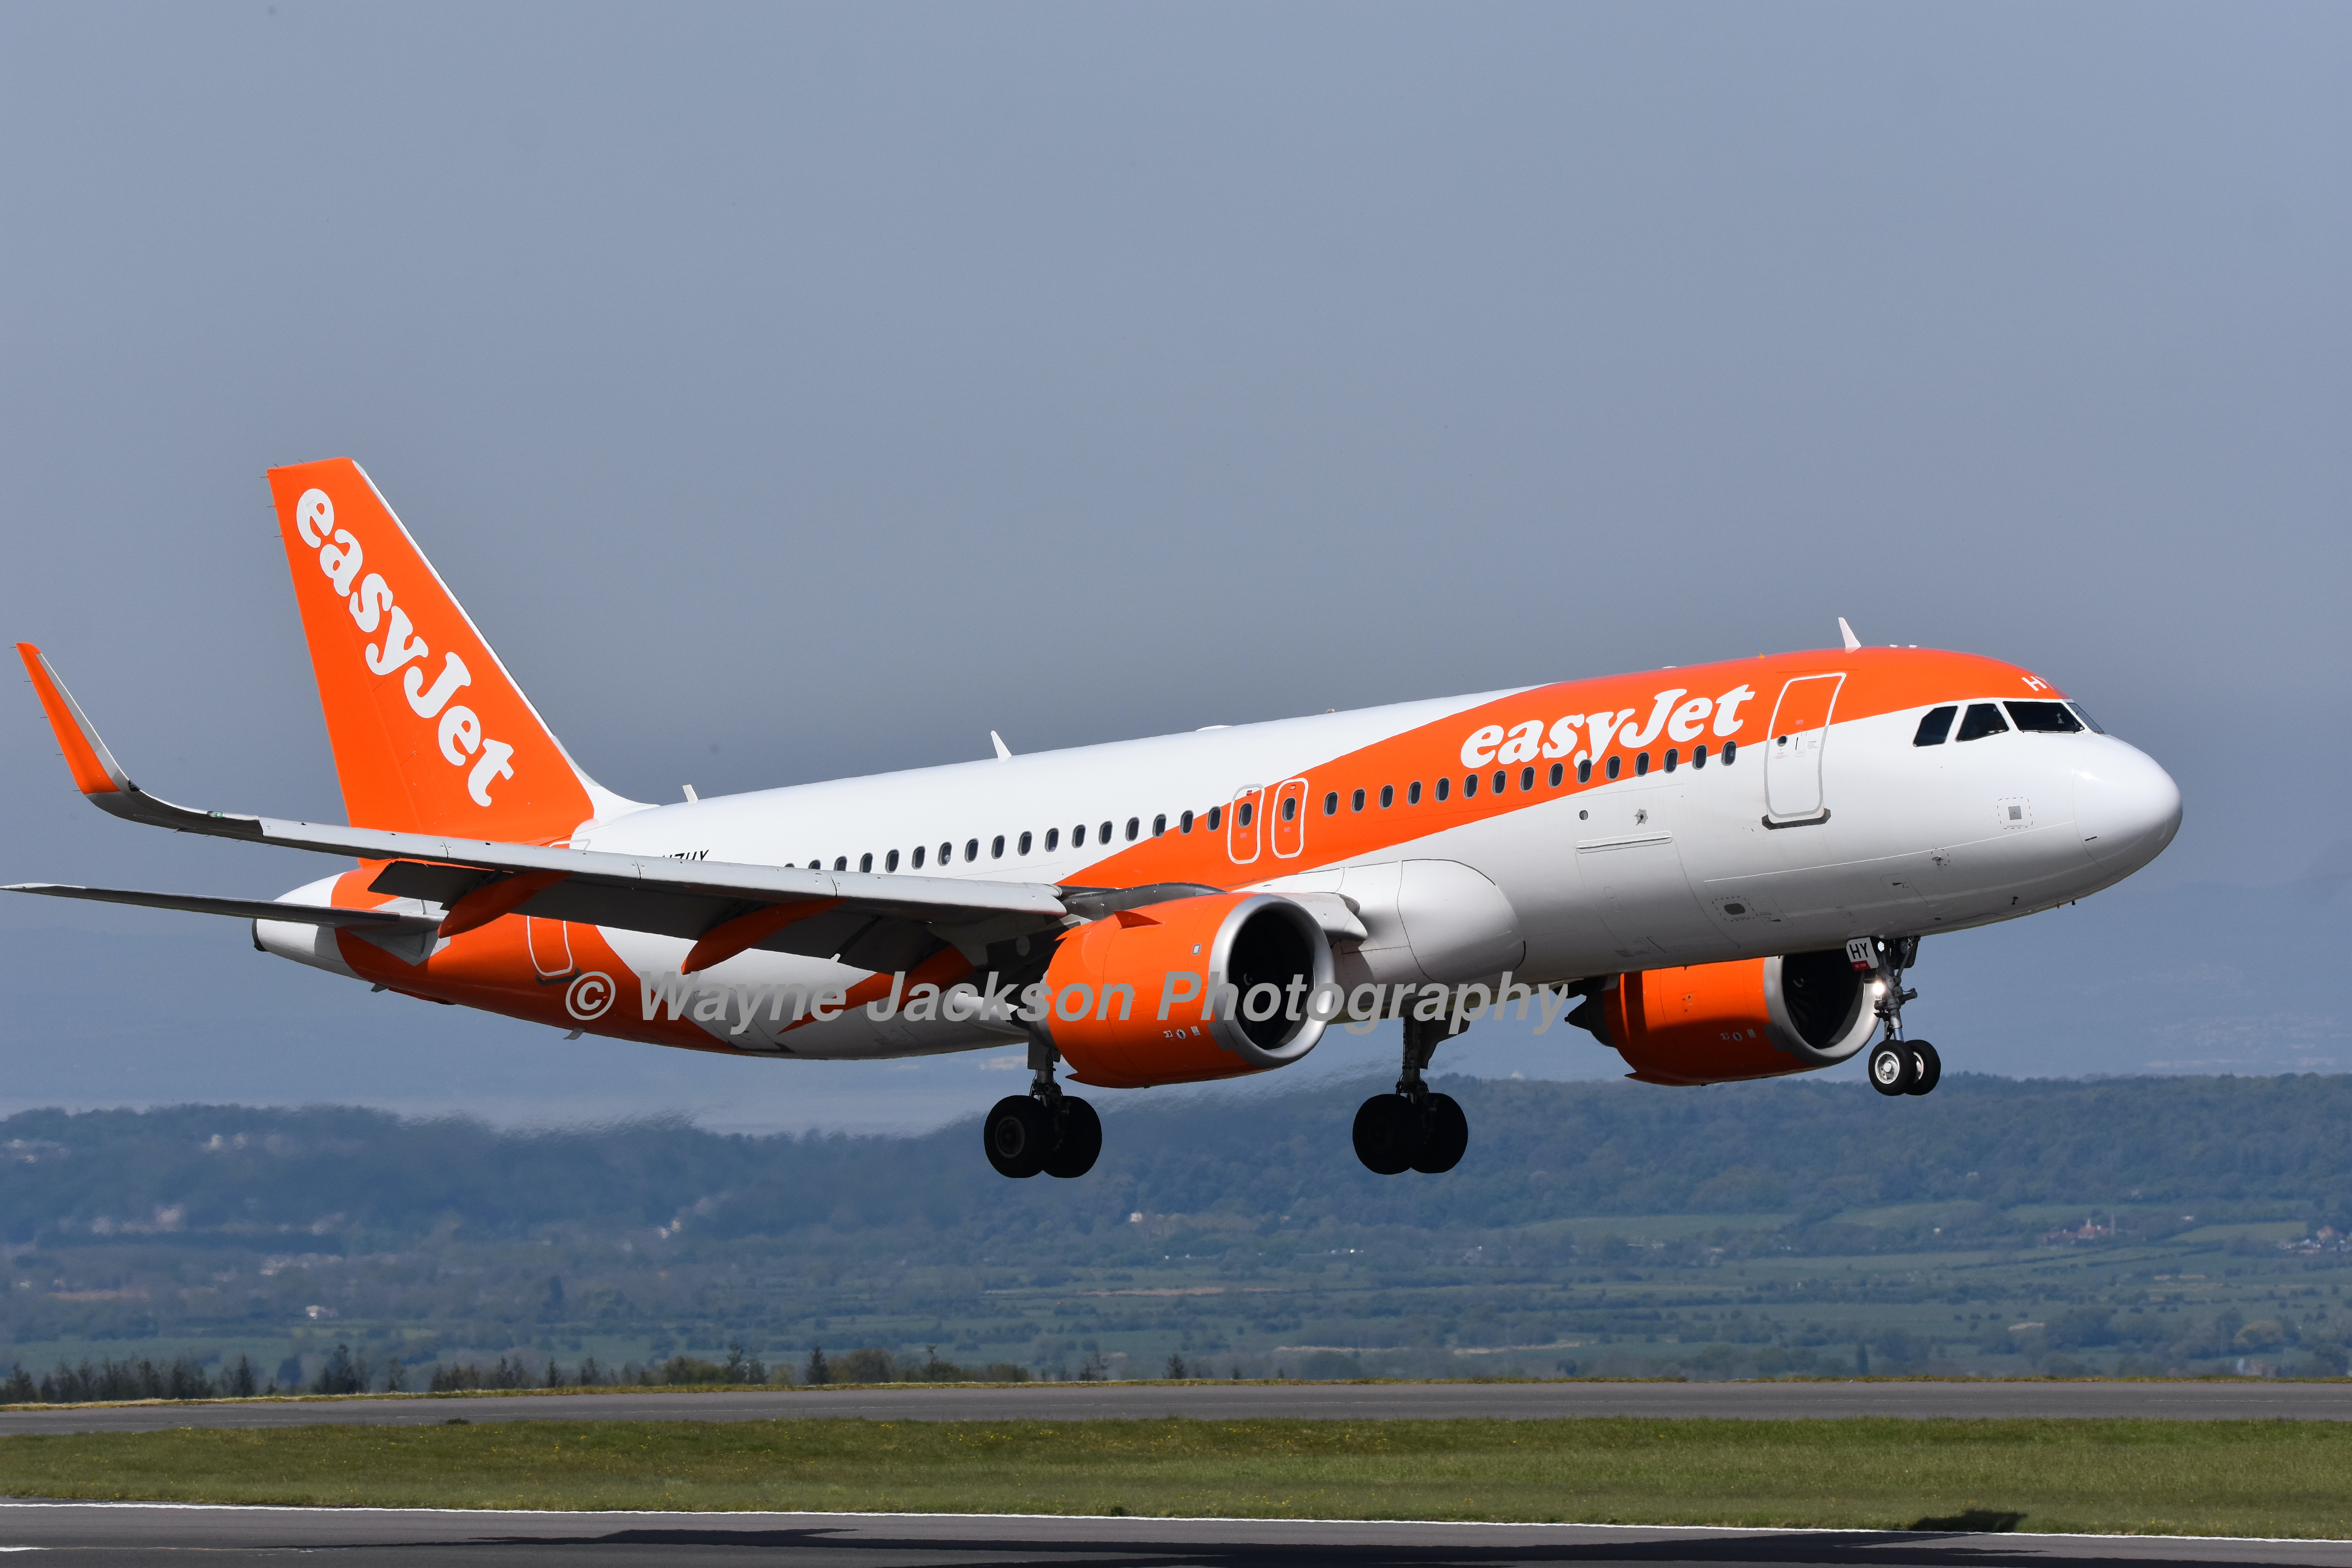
[
  {"xmin": 1410, "ymin": 1093, "xmax": 1468, "ymax": 1174},
  {"xmin": 982, "ymin": 1094, "xmax": 1052, "ymax": 1178},
  {"xmin": 1043, "ymin": 1096, "xmax": 1102, "ymax": 1178},
  {"xmin": 1905, "ymin": 1041, "xmax": 1942, "ymax": 1096},
  {"xmin": 1867, "ymin": 1042, "xmax": 1912, "ymax": 1097},
  {"xmin": 1352, "ymin": 1094, "xmax": 1419, "ymax": 1176}
]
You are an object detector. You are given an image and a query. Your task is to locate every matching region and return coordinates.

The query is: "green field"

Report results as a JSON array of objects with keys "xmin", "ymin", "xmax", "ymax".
[{"xmin": 4, "ymin": 1417, "xmax": 2349, "ymax": 1537}]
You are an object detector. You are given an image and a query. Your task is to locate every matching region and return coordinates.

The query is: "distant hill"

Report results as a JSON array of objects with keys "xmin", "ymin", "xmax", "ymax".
[
  {"xmin": 5, "ymin": 1075, "xmax": 2348, "ymax": 1384},
  {"xmin": 6, "ymin": 1073, "xmax": 2350, "ymax": 1249}
]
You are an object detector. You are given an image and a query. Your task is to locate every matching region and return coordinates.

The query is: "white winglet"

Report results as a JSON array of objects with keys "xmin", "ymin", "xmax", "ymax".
[
  {"xmin": 1838, "ymin": 617, "xmax": 1862, "ymax": 652},
  {"xmin": 990, "ymin": 730, "xmax": 1012, "ymax": 760}
]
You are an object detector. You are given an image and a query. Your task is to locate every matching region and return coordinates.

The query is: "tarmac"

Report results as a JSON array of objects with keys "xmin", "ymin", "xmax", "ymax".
[
  {"xmin": 0, "ymin": 1503, "xmax": 2345, "ymax": 1567},
  {"xmin": 2, "ymin": 1376, "xmax": 2349, "ymax": 1436}
]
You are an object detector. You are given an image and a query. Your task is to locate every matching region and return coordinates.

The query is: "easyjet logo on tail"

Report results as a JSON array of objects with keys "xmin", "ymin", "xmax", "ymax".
[{"xmin": 292, "ymin": 488, "xmax": 515, "ymax": 808}]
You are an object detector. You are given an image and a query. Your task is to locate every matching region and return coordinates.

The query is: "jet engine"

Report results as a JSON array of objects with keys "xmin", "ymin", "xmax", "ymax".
[
  {"xmin": 1570, "ymin": 950, "xmax": 1878, "ymax": 1085},
  {"xmin": 1040, "ymin": 892, "xmax": 1334, "ymax": 1089}
]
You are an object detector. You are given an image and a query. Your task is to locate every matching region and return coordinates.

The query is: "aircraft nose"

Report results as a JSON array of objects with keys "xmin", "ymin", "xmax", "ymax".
[{"xmin": 2075, "ymin": 741, "xmax": 2182, "ymax": 875}]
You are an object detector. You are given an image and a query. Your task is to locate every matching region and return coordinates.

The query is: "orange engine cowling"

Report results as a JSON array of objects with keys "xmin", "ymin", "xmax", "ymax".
[
  {"xmin": 1040, "ymin": 893, "xmax": 1334, "ymax": 1089},
  {"xmin": 1574, "ymin": 950, "xmax": 1878, "ymax": 1085}
]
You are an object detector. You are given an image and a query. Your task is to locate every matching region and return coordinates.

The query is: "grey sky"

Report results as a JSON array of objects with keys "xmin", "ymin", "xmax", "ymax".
[{"xmin": 2, "ymin": 4, "xmax": 2344, "ymax": 1130}]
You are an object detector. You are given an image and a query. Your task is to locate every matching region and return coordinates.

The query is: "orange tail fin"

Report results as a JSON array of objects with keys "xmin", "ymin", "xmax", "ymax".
[{"xmin": 265, "ymin": 459, "xmax": 637, "ymax": 840}]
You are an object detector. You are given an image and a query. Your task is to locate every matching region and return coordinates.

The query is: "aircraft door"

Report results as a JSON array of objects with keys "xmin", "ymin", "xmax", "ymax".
[
  {"xmin": 526, "ymin": 916, "xmax": 576, "ymax": 980},
  {"xmin": 1762, "ymin": 673, "xmax": 1845, "ymax": 825},
  {"xmin": 1226, "ymin": 787, "xmax": 1263, "ymax": 864},
  {"xmin": 1270, "ymin": 779, "xmax": 1309, "ymax": 859}
]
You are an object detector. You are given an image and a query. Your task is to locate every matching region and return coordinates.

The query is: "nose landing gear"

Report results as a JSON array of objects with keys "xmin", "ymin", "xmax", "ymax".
[
  {"xmin": 1851, "ymin": 936, "xmax": 1940, "ymax": 1097},
  {"xmin": 1352, "ymin": 1014, "xmax": 1470, "ymax": 1174},
  {"xmin": 982, "ymin": 1039, "xmax": 1101, "ymax": 1178}
]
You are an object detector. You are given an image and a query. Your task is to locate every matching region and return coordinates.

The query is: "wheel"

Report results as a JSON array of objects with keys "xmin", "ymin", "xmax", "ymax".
[
  {"xmin": 1867, "ymin": 1042, "xmax": 1913, "ymax": 1097},
  {"xmin": 1042, "ymin": 1096, "xmax": 1102, "ymax": 1178},
  {"xmin": 1410, "ymin": 1093, "xmax": 1468, "ymax": 1174},
  {"xmin": 982, "ymin": 1094, "xmax": 1052, "ymax": 1178},
  {"xmin": 1352, "ymin": 1094, "xmax": 1420, "ymax": 1175},
  {"xmin": 1904, "ymin": 1041, "xmax": 1941, "ymax": 1096}
]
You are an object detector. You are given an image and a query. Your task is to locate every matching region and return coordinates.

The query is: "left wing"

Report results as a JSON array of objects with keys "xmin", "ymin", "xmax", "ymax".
[{"xmin": 15, "ymin": 642, "xmax": 1085, "ymax": 972}]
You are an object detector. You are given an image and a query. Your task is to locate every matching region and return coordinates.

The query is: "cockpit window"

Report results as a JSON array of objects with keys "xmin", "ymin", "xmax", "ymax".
[
  {"xmin": 1913, "ymin": 706, "xmax": 1956, "ymax": 746},
  {"xmin": 1955, "ymin": 702, "xmax": 2010, "ymax": 742},
  {"xmin": 2067, "ymin": 702, "xmax": 2107, "ymax": 734},
  {"xmin": 2005, "ymin": 701, "xmax": 2083, "ymax": 734}
]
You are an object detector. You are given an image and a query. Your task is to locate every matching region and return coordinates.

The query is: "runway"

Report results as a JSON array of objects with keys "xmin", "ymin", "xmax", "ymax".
[
  {"xmin": 0, "ymin": 1503, "xmax": 2344, "ymax": 1568},
  {"xmin": 3, "ymin": 1377, "xmax": 2348, "ymax": 1435}
]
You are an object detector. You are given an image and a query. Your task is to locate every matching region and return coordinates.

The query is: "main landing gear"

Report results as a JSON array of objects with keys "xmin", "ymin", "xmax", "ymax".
[
  {"xmin": 983, "ymin": 1039, "xmax": 1101, "ymax": 1179},
  {"xmin": 1353, "ymin": 1014, "xmax": 1470, "ymax": 1175},
  {"xmin": 1853, "ymin": 936, "xmax": 1941, "ymax": 1098}
]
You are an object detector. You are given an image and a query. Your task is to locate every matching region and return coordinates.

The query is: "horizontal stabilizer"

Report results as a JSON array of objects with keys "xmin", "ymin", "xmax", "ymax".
[{"xmin": 6, "ymin": 882, "xmax": 440, "ymax": 934}]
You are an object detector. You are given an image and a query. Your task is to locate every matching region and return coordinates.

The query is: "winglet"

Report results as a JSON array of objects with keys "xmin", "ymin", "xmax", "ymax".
[
  {"xmin": 1837, "ymin": 617, "xmax": 1862, "ymax": 652},
  {"xmin": 17, "ymin": 643, "xmax": 131, "ymax": 797}
]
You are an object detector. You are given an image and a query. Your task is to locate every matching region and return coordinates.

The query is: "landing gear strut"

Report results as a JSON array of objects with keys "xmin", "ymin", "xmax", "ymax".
[
  {"xmin": 983, "ymin": 1038, "xmax": 1101, "ymax": 1178},
  {"xmin": 1352, "ymin": 1014, "xmax": 1470, "ymax": 1175},
  {"xmin": 1851, "ymin": 936, "xmax": 1939, "ymax": 1098}
]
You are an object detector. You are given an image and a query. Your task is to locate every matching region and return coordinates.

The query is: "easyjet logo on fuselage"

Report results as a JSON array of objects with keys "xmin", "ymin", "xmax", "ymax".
[
  {"xmin": 1461, "ymin": 682, "xmax": 1759, "ymax": 770},
  {"xmin": 293, "ymin": 488, "xmax": 515, "ymax": 808}
]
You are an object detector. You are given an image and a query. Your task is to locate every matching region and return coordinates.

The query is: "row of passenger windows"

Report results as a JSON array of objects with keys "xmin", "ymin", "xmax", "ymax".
[
  {"xmin": 1914, "ymin": 699, "xmax": 2103, "ymax": 747},
  {"xmin": 807, "ymin": 741, "xmax": 1744, "ymax": 874},
  {"xmin": 1315, "ymin": 741, "xmax": 1741, "ymax": 818},
  {"xmin": 813, "ymin": 814, "xmax": 1166, "ymax": 874}
]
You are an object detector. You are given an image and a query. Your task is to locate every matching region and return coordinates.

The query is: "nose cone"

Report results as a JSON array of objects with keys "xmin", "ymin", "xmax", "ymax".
[{"xmin": 2075, "ymin": 741, "xmax": 2182, "ymax": 877}]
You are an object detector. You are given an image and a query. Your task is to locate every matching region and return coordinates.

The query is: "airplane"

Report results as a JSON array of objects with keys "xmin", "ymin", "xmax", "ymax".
[{"xmin": 13, "ymin": 459, "xmax": 2182, "ymax": 1181}]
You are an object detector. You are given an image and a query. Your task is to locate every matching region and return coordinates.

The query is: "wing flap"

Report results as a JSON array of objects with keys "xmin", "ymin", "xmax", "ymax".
[{"xmin": 6, "ymin": 882, "xmax": 441, "ymax": 934}]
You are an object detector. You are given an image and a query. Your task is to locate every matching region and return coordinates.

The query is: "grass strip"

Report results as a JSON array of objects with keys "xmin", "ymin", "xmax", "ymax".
[{"xmin": 2, "ymin": 1417, "xmax": 2348, "ymax": 1538}]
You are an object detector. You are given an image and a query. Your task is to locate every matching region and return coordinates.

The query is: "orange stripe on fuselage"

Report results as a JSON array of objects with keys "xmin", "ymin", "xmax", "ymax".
[{"xmin": 1056, "ymin": 647, "xmax": 2060, "ymax": 891}]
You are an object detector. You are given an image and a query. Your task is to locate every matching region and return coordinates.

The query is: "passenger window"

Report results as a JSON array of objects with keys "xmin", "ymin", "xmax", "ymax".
[
  {"xmin": 809, "ymin": 860, "xmax": 821, "ymax": 869},
  {"xmin": 2068, "ymin": 702, "xmax": 2107, "ymax": 734},
  {"xmin": 1408, "ymin": 781, "xmax": 1422, "ymax": 805},
  {"xmin": 886, "ymin": 849, "xmax": 899, "ymax": 872},
  {"xmin": 2005, "ymin": 700, "xmax": 2083, "ymax": 733},
  {"xmin": 1322, "ymin": 792, "xmax": 1337, "ymax": 817},
  {"xmin": 1435, "ymin": 777, "xmax": 1450, "ymax": 802},
  {"xmin": 1379, "ymin": 784, "xmax": 1393, "ymax": 808},
  {"xmin": 1635, "ymin": 752, "xmax": 1650, "ymax": 777},
  {"xmin": 1663, "ymin": 748, "xmax": 1678, "ymax": 773},
  {"xmin": 859, "ymin": 853, "xmax": 873, "ymax": 873},
  {"xmin": 1520, "ymin": 766, "xmax": 1535, "ymax": 792},
  {"xmin": 1180, "ymin": 810, "xmax": 1194, "ymax": 833},
  {"xmin": 834, "ymin": 856, "xmax": 848, "ymax": 871},
  {"xmin": 1461, "ymin": 773, "xmax": 1476, "ymax": 799},
  {"xmin": 1492, "ymin": 769, "xmax": 1506, "ymax": 795},
  {"xmin": 1073, "ymin": 823, "xmax": 1087, "ymax": 847},
  {"xmin": 1017, "ymin": 831, "xmax": 1032, "ymax": 855},
  {"xmin": 1207, "ymin": 806, "xmax": 1222, "ymax": 831},
  {"xmin": 1577, "ymin": 759, "xmax": 1592, "ymax": 783},
  {"xmin": 1153, "ymin": 813, "xmax": 1167, "ymax": 837},
  {"xmin": 1100, "ymin": 819, "xmax": 1114, "ymax": 842},
  {"xmin": 1548, "ymin": 762, "xmax": 1563, "ymax": 787},
  {"xmin": 1236, "ymin": 803, "xmax": 1252, "ymax": 828},
  {"xmin": 1956, "ymin": 702, "xmax": 2010, "ymax": 742},
  {"xmin": 1605, "ymin": 756, "xmax": 1621, "ymax": 780},
  {"xmin": 912, "ymin": 845, "xmax": 926, "ymax": 869},
  {"xmin": 1913, "ymin": 705, "xmax": 1957, "ymax": 746},
  {"xmin": 964, "ymin": 838, "xmax": 979, "ymax": 862},
  {"xmin": 939, "ymin": 842, "xmax": 953, "ymax": 865},
  {"xmin": 1693, "ymin": 744, "xmax": 1708, "ymax": 769},
  {"xmin": 991, "ymin": 835, "xmax": 1005, "ymax": 859},
  {"xmin": 1282, "ymin": 795, "xmax": 1298, "ymax": 822},
  {"xmin": 1723, "ymin": 740, "xmax": 1737, "ymax": 764},
  {"xmin": 1351, "ymin": 788, "xmax": 1365, "ymax": 812},
  {"xmin": 1125, "ymin": 817, "xmax": 1139, "ymax": 842}
]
